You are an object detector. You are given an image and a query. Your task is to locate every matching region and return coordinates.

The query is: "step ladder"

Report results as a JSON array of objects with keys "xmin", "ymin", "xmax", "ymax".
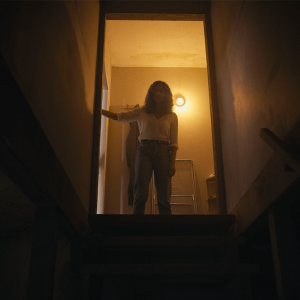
[{"xmin": 152, "ymin": 159, "xmax": 197, "ymax": 214}]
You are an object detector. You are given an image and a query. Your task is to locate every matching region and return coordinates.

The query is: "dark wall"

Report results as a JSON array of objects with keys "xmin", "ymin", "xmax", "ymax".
[
  {"xmin": 0, "ymin": 1, "xmax": 99, "ymax": 210},
  {"xmin": 210, "ymin": 1, "xmax": 300, "ymax": 212}
]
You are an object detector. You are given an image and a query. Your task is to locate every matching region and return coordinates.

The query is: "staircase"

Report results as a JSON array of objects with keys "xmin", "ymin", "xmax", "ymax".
[{"xmin": 82, "ymin": 215, "xmax": 259, "ymax": 300}]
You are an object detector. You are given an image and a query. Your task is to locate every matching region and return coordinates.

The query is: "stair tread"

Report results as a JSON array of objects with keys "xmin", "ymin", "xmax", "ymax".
[
  {"xmin": 86, "ymin": 235, "xmax": 246, "ymax": 247},
  {"xmin": 88, "ymin": 214, "xmax": 236, "ymax": 236},
  {"xmin": 81, "ymin": 263, "xmax": 259, "ymax": 275}
]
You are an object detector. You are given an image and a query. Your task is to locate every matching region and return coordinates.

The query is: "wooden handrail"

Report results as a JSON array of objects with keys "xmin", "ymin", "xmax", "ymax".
[{"xmin": 260, "ymin": 128, "xmax": 300, "ymax": 175}]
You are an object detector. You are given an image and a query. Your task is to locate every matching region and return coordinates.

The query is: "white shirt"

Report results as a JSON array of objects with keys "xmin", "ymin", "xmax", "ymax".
[{"xmin": 116, "ymin": 107, "xmax": 178, "ymax": 148}]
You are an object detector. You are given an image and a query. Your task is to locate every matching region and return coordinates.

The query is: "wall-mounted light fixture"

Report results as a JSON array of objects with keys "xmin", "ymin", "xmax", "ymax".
[
  {"xmin": 174, "ymin": 93, "xmax": 186, "ymax": 107},
  {"xmin": 176, "ymin": 97, "xmax": 186, "ymax": 107}
]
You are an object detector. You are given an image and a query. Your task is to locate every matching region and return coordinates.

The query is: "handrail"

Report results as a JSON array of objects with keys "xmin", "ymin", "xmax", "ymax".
[{"xmin": 260, "ymin": 128, "xmax": 300, "ymax": 175}]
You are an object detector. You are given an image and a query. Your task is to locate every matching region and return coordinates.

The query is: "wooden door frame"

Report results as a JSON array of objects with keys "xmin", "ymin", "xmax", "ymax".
[{"xmin": 89, "ymin": 1, "xmax": 227, "ymax": 214}]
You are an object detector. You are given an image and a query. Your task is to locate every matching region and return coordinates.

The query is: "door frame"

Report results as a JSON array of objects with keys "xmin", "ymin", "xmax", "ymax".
[{"xmin": 89, "ymin": 1, "xmax": 227, "ymax": 215}]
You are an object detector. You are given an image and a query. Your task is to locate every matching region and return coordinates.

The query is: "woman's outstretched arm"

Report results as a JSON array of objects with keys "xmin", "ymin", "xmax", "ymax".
[{"xmin": 101, "ymin": 109, "xmax": 118, "ymax": 120}]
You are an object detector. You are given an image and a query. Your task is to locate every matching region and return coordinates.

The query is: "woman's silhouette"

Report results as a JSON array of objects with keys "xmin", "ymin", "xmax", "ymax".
[{"xmin": 101, "ymin": 81, "xmax": 178, "ymax": 214}]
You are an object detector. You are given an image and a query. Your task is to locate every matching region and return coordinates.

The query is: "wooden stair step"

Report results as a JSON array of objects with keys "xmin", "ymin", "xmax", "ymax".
[
  {"xmin": 85, "ymin": 236, "xmax": 245, "ymax": 263},
  {"xmin": 85, "ymin": 235, "xmax": 246, "ymax": 248},
  {"xmin": 80, "ymin": 263, "xmax": 259, "ymax": 277},
  {"xmin": 88, "ymin": 214, "xmax": 236, "ymax": 236}
]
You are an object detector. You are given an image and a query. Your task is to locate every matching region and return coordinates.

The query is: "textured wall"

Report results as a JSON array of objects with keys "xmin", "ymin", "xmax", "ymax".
[
  {"xmin": 0, "ymin": 1, "xmax": 99, "ymax": 210},
  {"xmin": 210, "ymin": 1, "xmax": 300, "ymax": 212},
  {"xmin": 104, "ymin": 67, "xmax": 214, "ymax": 214}
]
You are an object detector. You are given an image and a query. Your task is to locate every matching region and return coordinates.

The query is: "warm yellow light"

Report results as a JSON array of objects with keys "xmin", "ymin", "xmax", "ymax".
[
  {"xmin": 174, "ymin": 93, "xmax": 187, "ymax": 111},
  {"xmin": 176, "ymin": 97, "xmax": 186, "ymax": 107}
]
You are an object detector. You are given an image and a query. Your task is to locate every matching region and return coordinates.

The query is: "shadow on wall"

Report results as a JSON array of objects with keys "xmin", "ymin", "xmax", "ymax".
[
  {"xmin": 217, "ymin": 59, "xmax": 241, "ymax": 212},
  {"xmin": 0, "ymin": 1, "xmax": 94, "ymax": 209}
]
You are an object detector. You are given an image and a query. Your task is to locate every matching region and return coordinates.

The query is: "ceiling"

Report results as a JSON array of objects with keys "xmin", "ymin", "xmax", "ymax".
[{"xmin": 106, "ymin": 20, "xmax": 207, "ymax": 68}]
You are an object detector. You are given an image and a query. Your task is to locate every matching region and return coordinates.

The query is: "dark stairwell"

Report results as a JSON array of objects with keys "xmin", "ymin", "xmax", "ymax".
[
  {"xmin": 80, "ymin": 214, "xmax": 259, "ymax": 299},
  {"xmin": 1, "ymin": 1, "xmax": 300, "ymax": 299}
]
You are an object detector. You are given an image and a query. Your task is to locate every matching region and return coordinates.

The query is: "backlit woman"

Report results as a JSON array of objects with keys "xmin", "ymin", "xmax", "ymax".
[{"xmin": 101, "ymin": 81, "xmax": 178, "ymax": 214}]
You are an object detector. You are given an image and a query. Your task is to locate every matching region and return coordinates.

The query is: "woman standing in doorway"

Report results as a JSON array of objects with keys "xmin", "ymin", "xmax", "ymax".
[{"xmin": 101, "ymin": 81, "xmax": 178, "ymax": 215}]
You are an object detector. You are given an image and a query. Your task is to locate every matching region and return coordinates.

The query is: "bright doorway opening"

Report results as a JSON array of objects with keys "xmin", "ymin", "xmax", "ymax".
[{"xmin": 100, "ymin": 17, "xmax": 215, "ymax": 215}]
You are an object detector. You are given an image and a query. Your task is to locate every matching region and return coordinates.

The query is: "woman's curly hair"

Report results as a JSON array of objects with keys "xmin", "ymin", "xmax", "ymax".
[{"xmin": 143, "ymin": 81, "xmax": 174, "ymax": 114}]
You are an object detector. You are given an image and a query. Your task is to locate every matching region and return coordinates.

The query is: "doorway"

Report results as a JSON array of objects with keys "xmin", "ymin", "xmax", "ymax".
[{"xmin": 92, "ymin": 7, "xmax": 226, "ymax": 215}]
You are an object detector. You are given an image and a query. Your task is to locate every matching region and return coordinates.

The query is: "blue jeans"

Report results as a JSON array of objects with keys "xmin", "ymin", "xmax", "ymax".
[{"xmin": 133, "ymin": 140, "xmax": 172, "ymax": 215}]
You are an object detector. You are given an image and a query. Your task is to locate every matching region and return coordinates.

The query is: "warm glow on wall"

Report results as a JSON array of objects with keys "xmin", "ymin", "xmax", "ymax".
[{"xmin": 174, "ymin": 100, "xmax": 189, "ymax": 114}]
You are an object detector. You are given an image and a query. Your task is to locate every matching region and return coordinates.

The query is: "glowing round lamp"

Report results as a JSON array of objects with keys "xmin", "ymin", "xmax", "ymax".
[{"xmin": 175, "ymin": 97, "xmax": 186, "ymax": 107}]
